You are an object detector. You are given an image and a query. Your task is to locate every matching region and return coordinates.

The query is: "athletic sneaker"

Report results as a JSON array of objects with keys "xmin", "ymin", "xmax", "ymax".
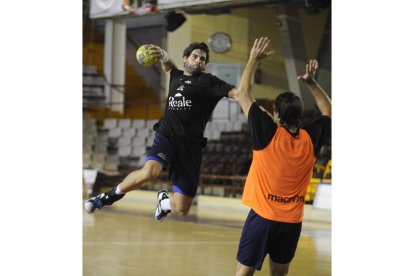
[
  {"xmin": 155, "ymin": 189, "xmax": 171, "ymax": 222},
  {"xmin": 84, "ymin": 187, "xmax": 125, "ymax": 214}
]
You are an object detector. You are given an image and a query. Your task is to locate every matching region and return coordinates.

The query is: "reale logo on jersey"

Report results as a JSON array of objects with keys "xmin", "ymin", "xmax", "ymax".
[{"xmin": 168, "ymin": 93, "xmax": 192, "ymax": 110}]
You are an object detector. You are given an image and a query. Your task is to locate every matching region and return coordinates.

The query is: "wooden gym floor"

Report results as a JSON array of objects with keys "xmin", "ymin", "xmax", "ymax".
[{"xmin": 83, "ymin": 191, "xmax": 331, "ymax": 276}]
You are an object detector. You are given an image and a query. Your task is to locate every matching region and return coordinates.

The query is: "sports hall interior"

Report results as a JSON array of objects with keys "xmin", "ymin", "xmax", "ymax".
[{"xmin": 83, "ymin": 0, "xmax": 332, "ymax": 275}]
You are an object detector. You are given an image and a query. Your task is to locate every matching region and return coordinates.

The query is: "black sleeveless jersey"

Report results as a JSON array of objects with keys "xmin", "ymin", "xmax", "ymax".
[{"xmin": 154, "ymin": 68, "xmax": 234, "ymax": 143}]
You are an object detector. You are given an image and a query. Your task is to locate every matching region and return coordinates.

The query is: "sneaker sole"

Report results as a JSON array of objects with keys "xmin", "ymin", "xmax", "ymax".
[{"xmin": 84, "ymin": 200, "xmax": 95, "ymax": 214}]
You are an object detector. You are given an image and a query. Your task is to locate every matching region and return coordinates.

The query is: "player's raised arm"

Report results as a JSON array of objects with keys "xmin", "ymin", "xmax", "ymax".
[
  {"xmin": 148, "ymin": 44, "xmax": 177, "ymax": 74},
  {"xmin": 232, "ymin": 37, "xmax": 273, "ymax": 118},
  {"xmin": 297, "ymin": 59, "xmax": 331, "ymax": 117}
]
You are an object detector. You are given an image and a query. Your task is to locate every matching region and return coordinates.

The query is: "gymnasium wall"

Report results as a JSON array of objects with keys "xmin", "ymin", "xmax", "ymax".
[{"xmin": 165, "ymin": 6, "xmax": 330, "ymax": 101}]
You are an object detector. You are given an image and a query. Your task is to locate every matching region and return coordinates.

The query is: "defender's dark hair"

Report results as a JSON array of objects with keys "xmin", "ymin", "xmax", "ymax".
[
  {"xmin": 183, "ymin": 42, "xmax": 210, "ymax": 64},
  {"xmin": 274, "ymin": 91, "xmax": 303, "ymax": 128}
]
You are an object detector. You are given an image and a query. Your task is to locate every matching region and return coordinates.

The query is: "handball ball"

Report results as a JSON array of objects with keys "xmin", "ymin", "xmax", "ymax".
[{"xmin": 136, "ymin": 44, "xmax": 159, "ymax": 67}]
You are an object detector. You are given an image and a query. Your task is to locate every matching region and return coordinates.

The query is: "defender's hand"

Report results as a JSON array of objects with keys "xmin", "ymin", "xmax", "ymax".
[
  {"xmin": 249, "ymin": 37, "xmax": 273, "ymax": 62},
  {"xmin": 297, "ymin": 59, "xmax": 318, "ymax": 84}
]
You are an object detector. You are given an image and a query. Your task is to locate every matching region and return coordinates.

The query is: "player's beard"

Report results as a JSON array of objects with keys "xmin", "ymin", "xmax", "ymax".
[{"xmin": 185, "ymin": 62, "xmax": 203, "ymax": 75}]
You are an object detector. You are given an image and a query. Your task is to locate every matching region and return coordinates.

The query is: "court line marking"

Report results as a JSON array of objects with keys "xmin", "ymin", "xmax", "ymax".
[{"xmin": 84, "ymin": 241, "xmax": 238, "ymax": 245}]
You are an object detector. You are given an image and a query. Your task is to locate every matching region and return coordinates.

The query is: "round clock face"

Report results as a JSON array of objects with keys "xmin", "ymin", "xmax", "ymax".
[{"xmin": 208, "ymin": 32, "xmax": 231, "ymax": 54}]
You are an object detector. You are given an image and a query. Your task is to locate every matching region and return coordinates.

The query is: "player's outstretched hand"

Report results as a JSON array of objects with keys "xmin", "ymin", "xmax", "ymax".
[
  {"xmin": 250, "ymin": 37, "xmax": 273, "ymax": 62},
  {"xmin": 297, "ymin": 59, "xmax": 318, "ymax": 84}
]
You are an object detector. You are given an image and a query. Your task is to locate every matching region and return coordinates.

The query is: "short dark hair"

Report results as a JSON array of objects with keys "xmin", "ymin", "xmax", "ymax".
[
  {"xmin": 274, "ymin": 91, "xmax": 303, "ymax": 127},
  {"xmin": 183, "ymin": 42, "xmax": 210, "ymax": 64}
]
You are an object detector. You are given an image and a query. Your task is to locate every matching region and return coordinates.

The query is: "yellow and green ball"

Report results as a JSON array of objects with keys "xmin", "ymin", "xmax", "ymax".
[{"xmin": 136, "ymin": 44, "xmax": 159, "ymax": 67}]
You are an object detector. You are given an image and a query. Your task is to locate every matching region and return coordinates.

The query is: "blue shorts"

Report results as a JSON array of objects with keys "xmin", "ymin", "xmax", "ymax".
[
  {"xmin": 237, "ymin": 209, "xmax": 302, "ymax": 270},
  {"xmin": 146, "ymin": 132, "xmax": 202, "ymax": 198}
]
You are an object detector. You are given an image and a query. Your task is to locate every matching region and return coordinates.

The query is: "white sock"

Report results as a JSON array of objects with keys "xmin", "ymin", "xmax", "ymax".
[
  {"xmin": 160, "ymin": 198, "xmax": 171, "ymax": 211},
  {"xmin": 115, "ymin": 184, "xmax": 125, "ymax": 195}
]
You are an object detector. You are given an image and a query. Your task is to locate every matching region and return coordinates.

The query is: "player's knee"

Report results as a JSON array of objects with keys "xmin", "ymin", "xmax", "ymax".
[
  {"xmin": 172, "ymin": 199, "xmax": 191, "ymax": 215},
  {"xmin": 171, "ymin": 193, "xmax": 193, "ymax": 216},
  {"xmin": 235, "ymin": 262, "xmax": 255, "ymax": 276},
  {"xmin": 175, "ymin": 205, "xmax": 190, "ymax": 216},
  {"xmin": 269, "ymin": 263, "xmax": 289, "ymax": 276}
]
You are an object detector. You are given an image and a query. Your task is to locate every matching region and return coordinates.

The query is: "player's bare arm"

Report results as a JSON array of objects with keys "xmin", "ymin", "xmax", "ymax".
[
  {"xmin": 227, "ymin": 88, "xmax": 238, "ymax": 99},
  {"xmin": 234, "ymin": 37, "xmax": 273, "ymax": 118},
  {"xmin": 148, "ymin": 44, "xmax": 177, "ymax": 74},
  {"xmin": 297, "ymin": 59, "xmax": 331, "ymax": 117}
]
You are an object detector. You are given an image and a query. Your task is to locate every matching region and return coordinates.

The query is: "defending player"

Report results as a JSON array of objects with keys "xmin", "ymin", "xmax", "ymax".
[{"xmin": 233, "ymin": 37, "xmax": 331, "ymax": 275}]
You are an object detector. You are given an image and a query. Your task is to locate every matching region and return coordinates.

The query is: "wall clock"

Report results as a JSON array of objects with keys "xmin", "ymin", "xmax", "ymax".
[{"xmin": 208, "ymin": 32, "xmax": 231, "ymax": 54}]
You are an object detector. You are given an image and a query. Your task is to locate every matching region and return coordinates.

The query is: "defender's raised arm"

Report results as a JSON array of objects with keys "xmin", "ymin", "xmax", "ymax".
[
  {"xmin": 297, "ymin": 59, "xmax": 331, "ymax": 117},
  {"xmin": 234, "ymin": 37, "xmax": 273, "ymax": 118}
]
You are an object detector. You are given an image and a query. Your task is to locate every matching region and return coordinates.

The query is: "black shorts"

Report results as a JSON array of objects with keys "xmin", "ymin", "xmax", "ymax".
[
  {"xmin": 146, "ymin": 132, "xmax": 202, "ymax": 198},
  {"xmin": 237, "ymin": 209, "xmax": 302, "ymax": 270}
]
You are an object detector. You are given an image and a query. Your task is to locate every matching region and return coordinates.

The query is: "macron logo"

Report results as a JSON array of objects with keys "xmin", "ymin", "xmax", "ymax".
[{"xmin": 168, "ymin": 93, "xmax": 192, "ymax": 110}]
